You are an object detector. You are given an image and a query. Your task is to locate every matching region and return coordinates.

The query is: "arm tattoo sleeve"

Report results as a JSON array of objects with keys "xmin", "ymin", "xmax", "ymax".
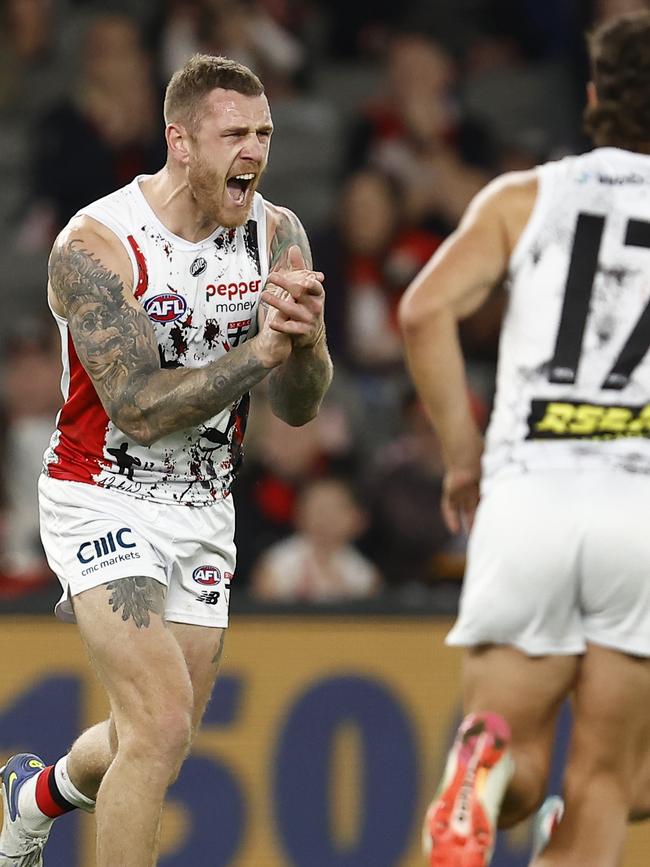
[
  {"xmin": 268, "ymin": 339, "xmax": 333, "ymax": 425},
  {"xmin": 105, "ymin": 576, "xmax": 165, "ymax": 629},
  {"xmin": 49, "ymin": 239, "xmax": 272, "ymax": 444},
  {"xmin": 268, "ymin": 208, "xmax": 313, "ymax": 271},
  {"xmin": 49, "ymin": 239, "xmax": 160, "ymax": 391}
]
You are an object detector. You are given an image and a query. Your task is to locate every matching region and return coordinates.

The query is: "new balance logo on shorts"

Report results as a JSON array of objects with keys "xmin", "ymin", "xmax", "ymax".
[
  {"xmin": 77, "ymin": 528, "xmax": 141, "ymax": 576},
  {"xmin": 197, "ymin": 591, "xmax": 220, "ymax": 605}
]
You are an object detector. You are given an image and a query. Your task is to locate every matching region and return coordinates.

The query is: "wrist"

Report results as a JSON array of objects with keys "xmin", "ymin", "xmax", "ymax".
[
  {"xmin": 293, "ymin": 323, "xmax": 326, "ymax": 353},
  {"xmin": 442, "ymin": 429, "xmax": 483, "ymax": 472},
  {"xmin": 250, "ymin": 334, "xmax": 286, "ymax": 370}
]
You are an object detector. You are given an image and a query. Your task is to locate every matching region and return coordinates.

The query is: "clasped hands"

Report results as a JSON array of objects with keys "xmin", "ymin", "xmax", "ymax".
[{"xmin": 260, "ymin": 245, "xmax": 325, "ymax": 359}]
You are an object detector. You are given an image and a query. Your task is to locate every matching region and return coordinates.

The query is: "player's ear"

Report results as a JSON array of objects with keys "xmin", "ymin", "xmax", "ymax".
[
  {"xmin": 165, "ymin": 122, "xmax": 192, "ymax": 166},
  {"xmin": 586, "ymin": 81, "xmax": 598, "ymax": 109}
]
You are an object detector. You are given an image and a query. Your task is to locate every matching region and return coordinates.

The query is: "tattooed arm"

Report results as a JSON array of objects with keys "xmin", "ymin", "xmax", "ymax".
[
  {"xmin": 260, "ymin": 205, "xmax": 333, "ymax": 426},
  {"xmin": 48, "ymin": 217, "xmax": 291, "ymax": 446}
]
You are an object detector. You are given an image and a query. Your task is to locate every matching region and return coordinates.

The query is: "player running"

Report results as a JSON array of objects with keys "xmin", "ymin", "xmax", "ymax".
[{"xmin": 400, "ymin": 12, "xmax": 650, "ymax": 867}]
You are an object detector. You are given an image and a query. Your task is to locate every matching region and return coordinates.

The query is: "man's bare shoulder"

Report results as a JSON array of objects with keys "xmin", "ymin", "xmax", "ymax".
[
  {"xmin": 467, "ymin": 170, "xmax": 539, "ymax": 251},
  {"xmin": 49, "ymin": 216, "xmax": 134, "ymax": 315},
  {"xmin": 471, "ymin": 170, "xmax": 538, "ymax": 216},
  {"xmin": 53, "ymin": 214, "xmax": 130, "ymax": 261}
]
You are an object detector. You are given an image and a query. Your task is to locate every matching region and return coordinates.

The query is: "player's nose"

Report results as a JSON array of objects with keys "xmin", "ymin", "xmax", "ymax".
[{"xmin": 240, "ymin": 133, "xmax": 266, "ymax": 162}]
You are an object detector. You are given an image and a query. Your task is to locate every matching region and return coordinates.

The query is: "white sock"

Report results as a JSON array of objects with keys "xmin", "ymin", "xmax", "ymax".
[
  {"xmin": 16, "ymin": 756, "xmax": 95, "ymax": 834},
  {"xmin": 16, "ymin": 776, "xmax": 54, "ymax": 835},
  {"xmin": 54, "ymin": 757, "xmax": 96, "ymax": 814}
]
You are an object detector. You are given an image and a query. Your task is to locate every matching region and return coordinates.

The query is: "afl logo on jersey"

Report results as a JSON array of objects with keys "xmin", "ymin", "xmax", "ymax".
[
  {"xmin": 190, "ymin": 256, "xmax": 207, "ymax": 276},
  {"xmin": 144, "ymin": 293, "xmax": 187, "ymax": 323},
  {"xmin": 193, "ymin": 565, "xmax": 221, "ymax": 586}
]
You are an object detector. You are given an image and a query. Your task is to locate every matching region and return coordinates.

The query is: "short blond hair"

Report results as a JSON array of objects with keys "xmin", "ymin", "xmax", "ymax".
[{"xmin": 164, "ymin": 54, "xmax": 264, "ymax": 133}]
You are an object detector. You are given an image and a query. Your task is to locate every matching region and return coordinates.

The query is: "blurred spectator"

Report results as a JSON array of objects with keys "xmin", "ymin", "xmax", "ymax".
[
  {"xmin": 256, "ymin": 62, "xmax": 341, "ymax": 232},
  {"xmin": 158, "ymin": 0, "xmax": 206, "ymax": 80},
  {"xmin": 313, "ymin": 167, "xmax": 441, "ymax": 447},
  {"xmin": 362, "ymin": 390, "xmax": 459, "ymax": 588},
  {"xmin": 234, "ymin": 387, "xmax": 358, "ymax": 584},
  {"xmin": 320, "ymin": 0, "xmax": 401, "ymax": 59},
  {"xmin": 461, "ymin": 8, "xmax": 581, "ymax": 166},
  {"xmin": 159, "ymin": 0, "xmax": 305, "ymax": 84},
  {"xmin": 26, "ymin": 11, "xmax": 166, "ymax": 244},
  {"xmin": 347, "ymin": 32, "xmax": 492, "ymax": 233},
  {"xmin": 258, "ymin": 83, "xmax": 341, "ymax": 232},
  {"xmin": 250, "ymin": 476, "xmax": 381, "ymax": 602},
  {"xmin": 0, "ymin": 0, "xmax": 64, "ymax": 117},
  {"xmin": 471, "ymin": 0, "xmax": 578, "ymax": 61},
  {"xmin": 592, "ymin": 0, "xmax": 650, "ymax": 21},
  {"xmin": 0, "ymin": 0, "xmax": 67, "ymax": 251},
  {"xmin": 0, "ymin": 318, "xmax": 61, "ymax": 592},
  {"xmin": 206, "ymin": 0, "xmax": 305, "ymax": 83},
  {"xmin": 319, "ymin": 169, "xmax": 441, "ymax": 364}
]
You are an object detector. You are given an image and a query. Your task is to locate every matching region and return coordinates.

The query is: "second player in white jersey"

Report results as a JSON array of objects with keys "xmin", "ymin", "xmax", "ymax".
[
  {"xmin": 399, "ymin": 12, "xmax": 650, "ymax": 867},
  {"xmin": 486, "ymin": 146, "xmax": 650, "ymax": 487}
]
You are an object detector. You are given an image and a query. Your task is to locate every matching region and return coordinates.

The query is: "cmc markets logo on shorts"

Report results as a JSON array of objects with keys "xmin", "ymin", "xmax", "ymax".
[
  {"xmin": 192, "ymin": 565, "xmax": 221, "ymax": 586},
  {"xmin": 144, "ymin": 293, "xmax": 187, "ymax": 323},
  {"xmin": 76, "ymin": 528, "xmax": 136, "ymax": 564},
  {"xmin": 190, "ymin": 256, "xmax": 207, "ymax": 276}
]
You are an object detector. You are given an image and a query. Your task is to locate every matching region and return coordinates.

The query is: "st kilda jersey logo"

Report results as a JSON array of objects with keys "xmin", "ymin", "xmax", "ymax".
[
  {"xmin": 227, "ymin": 319, "xmax": 251, "ymax": 347},
  {"xmin": 144, "ymin": 293, "xmax": 188, "ymax": 323}
]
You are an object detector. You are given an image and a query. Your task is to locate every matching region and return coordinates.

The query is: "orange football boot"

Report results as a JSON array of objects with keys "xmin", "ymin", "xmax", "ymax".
[{"xmin": 422, "ymin": 712, "xmax": 514, "ymax": 867}]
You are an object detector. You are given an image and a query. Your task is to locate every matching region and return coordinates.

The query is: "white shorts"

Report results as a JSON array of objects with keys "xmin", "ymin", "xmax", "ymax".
[
  {"xmin": 38, "ymin": 475, "xmax": 236, "ymax": 628},
  {"xmin": 447, "ymin": 470, "xmax": 650, "ymax": 657}
]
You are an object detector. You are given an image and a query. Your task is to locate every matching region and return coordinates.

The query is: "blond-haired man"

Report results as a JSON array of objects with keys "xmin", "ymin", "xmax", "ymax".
[{"xmin": 0, "ymin": 54, "xmax": 331, "ymax": 867}]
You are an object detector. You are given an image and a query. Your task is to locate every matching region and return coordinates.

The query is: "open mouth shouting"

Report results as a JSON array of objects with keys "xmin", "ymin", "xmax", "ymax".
[{"xmin": 226, "ymin": 172, "xmax": 256, "ymax": 206}]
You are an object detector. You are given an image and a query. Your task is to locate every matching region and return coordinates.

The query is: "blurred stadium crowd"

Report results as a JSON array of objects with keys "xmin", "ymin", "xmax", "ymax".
[{"xmin": 0, "ymin": 0, "xmax": 643, "ymax": 603}]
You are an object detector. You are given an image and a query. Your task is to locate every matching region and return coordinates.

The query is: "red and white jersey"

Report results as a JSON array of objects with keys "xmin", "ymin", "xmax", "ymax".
[
  {"xmin": 44, "ymin": 175, "xmax": 268, "ymax": 505},
  {"xmin": 483, "ymin": 147, "xmax": 650, "ymax": 490}
]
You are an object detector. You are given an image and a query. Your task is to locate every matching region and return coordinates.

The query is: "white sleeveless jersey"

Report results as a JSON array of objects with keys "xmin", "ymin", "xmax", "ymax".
[
  {"xmin": 483, "ymin": 147, "xmax": 650, "ymax": 489},
  {"xmin": 44, "ymin": 175, "xmax": 268, "ymax": 505}
]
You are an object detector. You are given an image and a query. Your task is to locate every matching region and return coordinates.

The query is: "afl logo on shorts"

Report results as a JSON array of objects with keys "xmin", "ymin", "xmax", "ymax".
[
  {"xmin": 190, "ymin": 256, "xmax": 207, "ymax": 276},
  {"xmin": 144, "ymin": 293, "xmax": 187, "ymax": 323},
  {"xmin": 193, "ymin": 565, "xmax": 221, "ymax": 586}
]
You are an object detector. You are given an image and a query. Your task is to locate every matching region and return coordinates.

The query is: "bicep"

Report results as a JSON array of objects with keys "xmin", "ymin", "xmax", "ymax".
[{"xmin": 48, "ymin": 235, "xmax": 160, "ymax": 416}]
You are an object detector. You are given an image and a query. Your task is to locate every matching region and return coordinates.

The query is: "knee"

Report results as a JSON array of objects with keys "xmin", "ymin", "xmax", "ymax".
[
  {"xmin": 118, "ymin": 693, "xmax": 193, "ymax": 777},
  {"xmin": 151, "ymin": 704, "xmax": 193, "ymax": 761}
]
